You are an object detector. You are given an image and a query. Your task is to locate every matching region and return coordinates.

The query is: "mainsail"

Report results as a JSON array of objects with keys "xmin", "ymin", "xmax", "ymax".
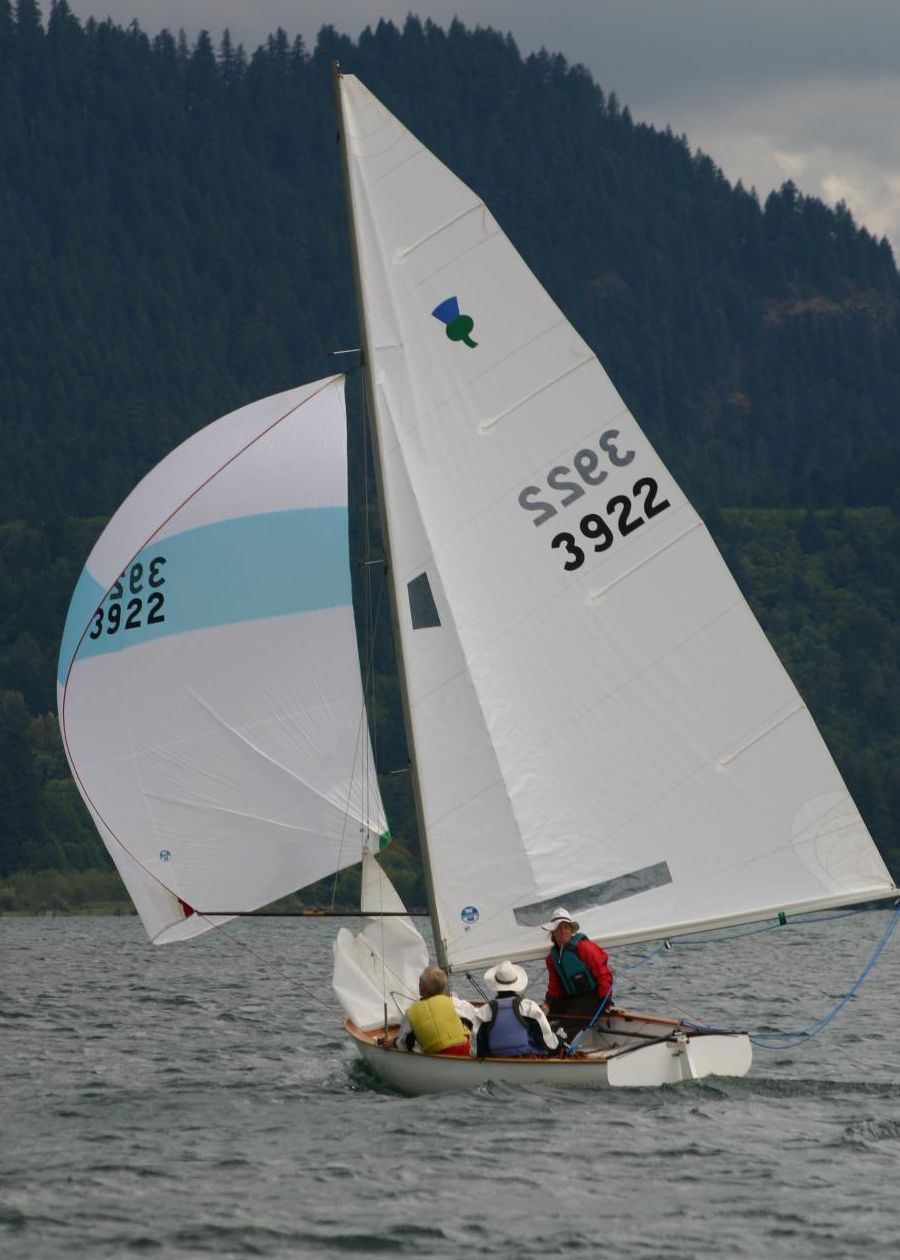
[
  {"xmin": 338, "ymin": 73, "xmax": 894, "ymax": 971},
  {"xmin": 58, "ymin": 376, "xmax": 386, "ymax": 943}
]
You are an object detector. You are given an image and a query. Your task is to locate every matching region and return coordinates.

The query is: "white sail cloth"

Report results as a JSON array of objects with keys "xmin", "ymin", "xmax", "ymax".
[
  {"xmin": 339, "ymin": 74, "xmax": 894, "ymax": 970},
  {"xmin": 332, "ymin": 851, "xmax": 428, "ymax": 1030},
  {"xmin": 58, "ymin": 376, "xmax": 386, "ymax": 943}
]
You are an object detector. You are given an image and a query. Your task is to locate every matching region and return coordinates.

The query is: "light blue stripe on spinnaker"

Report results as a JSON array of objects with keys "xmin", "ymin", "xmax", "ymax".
[
  {"xmin": 58, "ymin": 507, "xmax": 351, "ymax": 683},
  {"xmin": 58, "ymin": 567, "xmax": 108, "ymax": 687}
]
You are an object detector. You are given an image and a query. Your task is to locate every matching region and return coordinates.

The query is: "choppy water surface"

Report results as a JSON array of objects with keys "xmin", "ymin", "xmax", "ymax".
[{"xmin": 2, "ymin": 911, "xmax": 900, "ymax": 1258}]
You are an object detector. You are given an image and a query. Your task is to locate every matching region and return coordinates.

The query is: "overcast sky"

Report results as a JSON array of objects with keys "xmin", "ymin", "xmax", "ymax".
[{"xmin": 61, "ymin": 0, "xmax": 900, "ymax": 252}]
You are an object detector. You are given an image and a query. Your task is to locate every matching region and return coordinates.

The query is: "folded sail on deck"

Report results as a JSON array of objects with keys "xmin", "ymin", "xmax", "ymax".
[
  {"xmin": 58, "ymin": 376, "xmax": 386, "ymax": 943},
  {"xmin": 339, "ymin": 74, "xmax": 894, "ymax": 971}
]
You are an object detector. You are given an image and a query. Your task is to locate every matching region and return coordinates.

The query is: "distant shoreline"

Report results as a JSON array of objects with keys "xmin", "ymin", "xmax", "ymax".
[{"xmin": 0, "ymin": 905, "xmax": 136, "ymax": 917}]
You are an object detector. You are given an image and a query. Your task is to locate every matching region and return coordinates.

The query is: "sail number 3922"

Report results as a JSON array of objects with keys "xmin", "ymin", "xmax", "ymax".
[
  {"xmin": 88, "ymin": 556, "xmax": 167, "ymax": 639},
  {"xmin": 551, "ymin": 478, "xmax": 669, "ymax": 571},
  {"xmin": 518, "ymin": 429, "xmax": 671, "ymax": 571}
]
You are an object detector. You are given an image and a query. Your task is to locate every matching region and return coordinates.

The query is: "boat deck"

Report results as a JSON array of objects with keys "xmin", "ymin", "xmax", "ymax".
[{"xmin": 347, "ymin": 1007, "xmax": 687, "ymax": 1064}]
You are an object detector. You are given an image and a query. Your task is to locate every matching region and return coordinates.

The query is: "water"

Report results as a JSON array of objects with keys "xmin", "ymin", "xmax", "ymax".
[{"xmin": 3, "ymin": 911, "xmax": 900, "ymax": 1258}]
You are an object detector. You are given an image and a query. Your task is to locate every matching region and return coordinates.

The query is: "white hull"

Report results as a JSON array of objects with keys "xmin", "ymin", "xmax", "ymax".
[{"xmin": 346, "ymin": 1009, "xmax": 752, "ymax": 1093}]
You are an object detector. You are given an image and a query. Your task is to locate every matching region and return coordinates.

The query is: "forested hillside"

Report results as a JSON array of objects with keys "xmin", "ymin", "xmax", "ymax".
[{"xmin": 0, "ymin": 3, "xmax": 897, "ymax": 905}]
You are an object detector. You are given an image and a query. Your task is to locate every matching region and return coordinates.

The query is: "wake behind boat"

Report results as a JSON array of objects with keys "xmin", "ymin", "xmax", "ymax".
[{"xmin": 57, "ymin": 68, "xmax": 895, "ymax": 1094}]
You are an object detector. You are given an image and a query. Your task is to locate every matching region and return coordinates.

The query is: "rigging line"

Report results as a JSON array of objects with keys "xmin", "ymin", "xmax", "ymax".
[
  {"xmin": 362, "ymin": 370, "xmax": 374, "ymax": 839},
  {"xmin": 359, "ymin": 385, "xmax": 389, "ymax": 792},
  {"xmin": 329, "ymin": 382, "xmax": 387, "ymax": 911},
  {"xmin": 210, "ymin": 918, "xmax": 344, "ymax": 1015},
  {"xmin": 330, "ymin": 679, "xmax": 372, "ymax": 912},
  {"xmin": 617, "ymin": 942, "xmax": 669, "ymax": 971},
  {"xmin": 464, "ymin": 971, "xmax": 490, "ymax": 1002},
  {"xmin": 360, "ymin": 365, "xmax": 389, "ymax": 1002},
  {"xmin": 616, "ymin": 987, "xmax": 710, "ymax": 1027},
  {"xmin": 675, "ymin": 912, "xmax": 831, "ymax": 946},
  {"xmin": 674, "ymin": 902, "xmax": 900, "ymax": 1049},
  {"xmin": 59, "ymin": 376, "xmax": 340, "ymax": 704},
  {"xmin": 566, "ymin": 988, "xmax": 613, "ymax": 1056},
  {"xmin": 748, "ymin": 901, "xmax": 900, "ymax": 1049},
  {"xmin": 56, "ymin": 391, "xmax": 348, "ymax": 916},
  {"xmin": 673, "ymin": 904, "xmax": 877, "ymax": 948},
  {"xmin": 194, "ymin": 910, "xmax": 427, "ymax": 917},
  {"xmin": 329, "ymin": 575, "xmax": 386, "ymax": 911},
  {"xmin": 616, "ymin": 906, "xmax": 879, "ymax": 974}
]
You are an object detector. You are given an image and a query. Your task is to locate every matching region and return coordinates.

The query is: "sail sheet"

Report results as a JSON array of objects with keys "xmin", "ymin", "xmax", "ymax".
[
  {"xmin": 58, "ymin": 376, "xmax": 386, "ymax": 944},
  {"xmin": 339, "ymin": 75, "xmax": 895, "ymax": 971}
]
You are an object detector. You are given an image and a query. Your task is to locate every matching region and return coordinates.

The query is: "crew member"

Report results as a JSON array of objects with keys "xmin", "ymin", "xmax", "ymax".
[
  {"xmin": 477, "ymin": 959, "xmax": 560, "ymax": 1057},
  {"xmin": 393, "ymin": 965, "xmax": 477, "ymax": 1056},
  {"xmin": 541, "ymin": 906, "xmax": 613, "ymax": 1031}
]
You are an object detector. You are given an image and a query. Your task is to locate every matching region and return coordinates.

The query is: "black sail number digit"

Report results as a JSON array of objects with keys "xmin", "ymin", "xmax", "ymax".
[
  {"xmin": 579, "ymin": 512, "xmax": 614, "ymax": 552},
  {"xmin": 551, "ymin": 531, "xmax": 585, "ymax": 571},
  {"xmin": 634, "ymin": 476, "xmax": 671, "ymax": 518},
  {"xmin": 606, "ymin": 494, "xmax": 645, "ymax": 536},
  {"xmin": 86, "ymin": 554, "xmax": 168, "ymax": 640},
  {"xmin": 147, "ymin": 591, "xmax": 166, "ymax": 624},
  {"xmin": 549, "ymin": 478, "xmax": 671, "ymax": 570},
  {"xmin": 125, "ymin": 598, "xmax": 142, "ymax": 630}
]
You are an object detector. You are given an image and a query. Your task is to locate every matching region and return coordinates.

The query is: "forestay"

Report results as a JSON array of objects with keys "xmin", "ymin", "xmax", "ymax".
[
  {"xmin": 339, "ymin": 75, "xmax": 894, "ymax": 972},
  {"xmin": 58, "ymin": 376, "xmax": 386, "ymax": 944}
]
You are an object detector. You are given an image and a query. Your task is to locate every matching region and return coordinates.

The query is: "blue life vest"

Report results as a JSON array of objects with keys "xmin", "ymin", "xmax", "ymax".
[
  {"xmin": 484, "ymin": 996, "xmax": 539, "ymax": 1057},
  {"xmin": 550, "ymin": 933, "xmax": 596, "ymax": 996}
]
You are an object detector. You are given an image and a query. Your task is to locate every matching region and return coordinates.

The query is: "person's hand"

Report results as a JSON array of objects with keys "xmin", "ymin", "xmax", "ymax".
[{"xmin": 540, "ymin": 1001, "xmax": 550, "ymax": 1013}]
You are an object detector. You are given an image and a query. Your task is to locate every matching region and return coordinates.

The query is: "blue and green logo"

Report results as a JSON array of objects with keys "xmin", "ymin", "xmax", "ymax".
[{"xmin": 432, "ymin": 296, "xmax": 478, "ymax": 348}]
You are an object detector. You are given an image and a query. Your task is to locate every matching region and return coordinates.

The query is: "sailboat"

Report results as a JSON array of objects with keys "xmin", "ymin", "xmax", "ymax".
[{"xmin": 58, "ymin": 68, "xmax": 896, "ymax": 1092}]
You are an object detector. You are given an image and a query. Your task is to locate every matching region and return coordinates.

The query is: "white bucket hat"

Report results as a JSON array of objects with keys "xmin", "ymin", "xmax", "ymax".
[
  {"xmin": 483, "ymin": 959, "xmax": 529, "ymax": 994},
  {"xmin": 540, "ymin": 905, "xmax": 580, "ymax": 933}
]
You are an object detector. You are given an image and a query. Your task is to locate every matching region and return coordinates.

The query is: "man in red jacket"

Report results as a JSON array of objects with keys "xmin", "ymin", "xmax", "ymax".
[{"xmin": 540, "ymin": 906, "xmax": 613, "ymax": 1031}]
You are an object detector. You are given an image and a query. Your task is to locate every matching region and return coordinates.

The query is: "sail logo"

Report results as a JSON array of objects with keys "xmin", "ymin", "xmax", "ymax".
[
  {"xmin": 159, "ymin": 849, "xmax": 172, "ymax": 862},
  {"xmin": 460, "ymin": 905, "xmax": 479, "ymax": 924},
  {"xmin": 432, "ymin": 296, "xmax": 478, "ymax": 348}
]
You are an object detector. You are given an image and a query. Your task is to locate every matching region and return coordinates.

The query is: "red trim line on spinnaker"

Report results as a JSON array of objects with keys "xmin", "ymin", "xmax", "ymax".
[{"xmin": 58, "ymin": 376, "xmax": 341, "ymax": 925}]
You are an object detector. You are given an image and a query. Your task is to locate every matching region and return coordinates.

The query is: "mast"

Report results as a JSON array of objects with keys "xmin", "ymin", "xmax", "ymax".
[{"xmin": 331, "ymin": 63, "xmax": 449, "ymax": 971}]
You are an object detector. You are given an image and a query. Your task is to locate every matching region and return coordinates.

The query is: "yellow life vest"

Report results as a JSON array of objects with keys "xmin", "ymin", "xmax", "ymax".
[{"xmin": 405, "ymin": 994, "xmax": 468, "ymax": 1054}]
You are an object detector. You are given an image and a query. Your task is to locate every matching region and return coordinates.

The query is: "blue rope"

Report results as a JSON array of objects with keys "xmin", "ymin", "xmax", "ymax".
[
  {"xmin": 618, "ymin": 941, "xmax": 669, "ymax": 971},
  {"xmin": 565, "ymin": 987, "xmax": 613, "ymax": 1056},
  {"xmin": 749, "ymin": 901, "xmax": 900, "ymax": 1049},
  {"xmin": 686, "ymin": 905, "xmax": 871, "ymax": 946},
  {"xmin": 675, "ymin": 902, "xmax": 900, "ymax": 1050},
  {"xmin": 616, "ymin": 904, "xmax": 881, "ymax": 977}
]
